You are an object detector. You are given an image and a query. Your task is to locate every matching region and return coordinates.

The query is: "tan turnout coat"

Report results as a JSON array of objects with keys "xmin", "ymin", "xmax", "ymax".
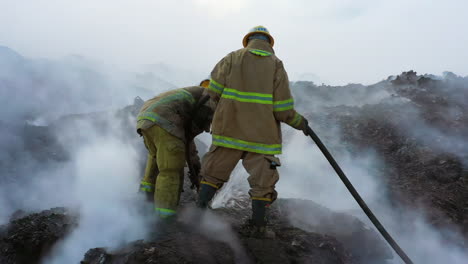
[{"xmin": 206, "ymin": 39, "xmax": 305, "ymax": 155}]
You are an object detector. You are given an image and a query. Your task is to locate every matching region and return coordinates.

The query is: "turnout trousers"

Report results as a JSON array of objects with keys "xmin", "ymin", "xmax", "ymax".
[
  {"xmin": 139, "ymin": 125, "xmax": 185, "ymax": 217},
  {"xmin": 200, "ymin": 145, "xmax": 280, "ymax": 203}
]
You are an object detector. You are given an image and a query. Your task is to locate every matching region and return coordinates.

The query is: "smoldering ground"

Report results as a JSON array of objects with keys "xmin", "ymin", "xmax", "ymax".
[
  {"xmin": 278, "ymin": 131, "xmax": 468, "ymax": 264},
  {"xmin": 0, "ymin": 46, "xmax": 212, "ymax": 263},
  {"xmin": 2, "ymin": 42, "xmax": 468, "ymax": 264},
  {"xmin": 0, "ymin": 47, "xmax": 171, "ymax": 262},
  {"xmin": 0, "ymin": 47, "xmax": 127, "ymax": 222},
  {"xmin": 178, "ymin": 206, "xmax": 251, "ymax": 263},
  {"xmin": 285, "ymin": 74, "xmax": 468, "ymax": 263},
  {"xmin": 210, "ymin": 73, "xmax": 468, "ymax": 263},
  {"xmin": 0, "ymin": 45, "xmax": 189, "ymax": 221},
  {"xmin": 43, "ymin": 129, "xmax": 149, "ymax": 264}
]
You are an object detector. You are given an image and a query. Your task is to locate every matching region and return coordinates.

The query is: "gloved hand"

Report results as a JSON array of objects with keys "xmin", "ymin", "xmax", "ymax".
[
  {"xmin": 138, "ymin": 188, "xmax": 154, "ymax": 203},
  {"xmin": 192, "ymin": 105, "xmax": 214, "ymax": 133},
  {"xmin": 188, "ymin": 158, "xmax": 202, "ymax": 189},
  {"xmin": 301, "ymin": 118, "xmax": 313, "ymax": 136},
  {"xmin": 192, "ymin": 159, "xmax": 201, "ymax": 177}
]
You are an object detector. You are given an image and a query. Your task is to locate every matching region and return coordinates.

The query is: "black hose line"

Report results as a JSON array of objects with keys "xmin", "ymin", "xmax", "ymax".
[{"xmin": 307, "ymin": 128, "xmax": 414, "ymax": 264}]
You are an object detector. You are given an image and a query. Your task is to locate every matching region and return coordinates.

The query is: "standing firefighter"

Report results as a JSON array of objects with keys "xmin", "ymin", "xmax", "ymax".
[
  {"xmin": 197, "ymin": 26, "xmax": 312, "ymax": 237},
  {"xmin": 137, "ymin": 79, "xmax": 213, "ymax": 219}
]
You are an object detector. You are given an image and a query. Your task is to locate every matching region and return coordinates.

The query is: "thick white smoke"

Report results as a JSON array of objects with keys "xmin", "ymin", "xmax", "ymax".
[
  {"xmin": 44, "ymin": 132, "xmax": 150, "ymax": 264},
  {"xmin": 0, "ymin": 47, "xmax": 174, "ymax": 262}
]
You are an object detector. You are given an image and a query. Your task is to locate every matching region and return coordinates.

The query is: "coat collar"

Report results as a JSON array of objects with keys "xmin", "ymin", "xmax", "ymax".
[{"xmin": 246, "ymin": 39, "xmax": 275, "ymax": 54}]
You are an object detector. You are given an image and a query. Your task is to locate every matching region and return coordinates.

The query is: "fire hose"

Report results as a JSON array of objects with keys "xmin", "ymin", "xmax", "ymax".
[{"xmin": 306, "ymin": 127, "xmax": 414, "ymax": 264}]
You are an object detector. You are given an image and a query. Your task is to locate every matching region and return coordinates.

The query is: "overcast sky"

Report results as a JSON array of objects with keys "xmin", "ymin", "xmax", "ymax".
[{"xmin": 1, "ymin": 0, "xmax": 467, "ymax": 85}]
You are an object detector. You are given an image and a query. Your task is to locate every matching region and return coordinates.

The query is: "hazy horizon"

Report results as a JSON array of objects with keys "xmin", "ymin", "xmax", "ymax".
[{"xmin": 1, "ymin": 0, "xmax": 467, "ymax": 85}]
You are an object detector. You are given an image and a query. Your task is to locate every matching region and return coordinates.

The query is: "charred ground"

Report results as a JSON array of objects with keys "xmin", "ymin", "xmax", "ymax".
[
  {"xmin": 1, "ymin": 71, "xmax": 468, "ymax": 263},
  {"xmin": 294, "ymin": 71, "xmax": 468, "ymax": 238}
]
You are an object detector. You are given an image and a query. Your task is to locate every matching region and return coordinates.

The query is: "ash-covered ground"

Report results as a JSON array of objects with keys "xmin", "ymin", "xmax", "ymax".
[
  {"xmin": 294, "ymin": 71, "xmax": 468, "ymax": 237},
  {"xmin": 1, "ymin": 47, "xmax": 468, "ymax": 264}
]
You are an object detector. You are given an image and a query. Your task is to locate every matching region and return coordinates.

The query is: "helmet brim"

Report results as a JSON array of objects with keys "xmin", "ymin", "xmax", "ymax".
[
  {"xmin": 199, "ymin": 79, "xmax": 210, "ymax": 88},
  {"xmin": 242, "ymin": 32, "xmax": 274, "ymax": 48}
]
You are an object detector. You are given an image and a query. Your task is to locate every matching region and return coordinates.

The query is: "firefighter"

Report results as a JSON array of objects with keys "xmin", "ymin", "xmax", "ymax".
[
  {"xmin": 197, "ymin": 26, "xmax": 312, "ymax": 237},
  {"xmin": 137, "ymin": 79, "xmax": 213, "ymax": 219}
]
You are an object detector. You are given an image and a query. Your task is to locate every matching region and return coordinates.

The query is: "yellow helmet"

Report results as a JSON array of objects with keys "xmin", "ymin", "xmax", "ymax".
[
  {"xmin": 242, "ymin": 25, "xmax": 274, "ymax": 48},
  {"xmin": 199, "ymin": 79, "xmax": 210, "ymax": 88}
]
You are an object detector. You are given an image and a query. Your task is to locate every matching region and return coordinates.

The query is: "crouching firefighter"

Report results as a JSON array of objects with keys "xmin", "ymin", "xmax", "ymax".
[
  {"xmin": 197, "ymin": 26, "xmax": 313, "ymax": 238},
  {"xmin": 137, "ymin": 79, "xmax": 213, "ymax": 220}
]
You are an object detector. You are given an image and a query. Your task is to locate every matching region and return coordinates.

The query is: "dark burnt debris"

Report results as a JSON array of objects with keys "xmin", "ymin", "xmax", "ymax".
[
  {"xmin": 296, "ymin": 71, "xmax": 468, "ymax": 239},
  {"xmin": 2, "ymin": 71, "xmax": 468, "ymax": 263},
  {"xmin": 0, "ymin": 207, "xmax": 77, "ymax": 264},
  {"xmin": 80, "ymin": 197, "xmax": 371, "ymax": 264},
  {"xmin": 0, "ymin": 197, "xmax": 389, "ymax": 264}
]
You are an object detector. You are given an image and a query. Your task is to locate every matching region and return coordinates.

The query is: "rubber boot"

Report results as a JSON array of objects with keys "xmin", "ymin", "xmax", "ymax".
[
  {"xmin": 251, "ymin": 200, "xmax": 276, "ymax": 239},
  {"xmin": 136, "ymin": 189, "xmax": 154, "ymax": 218},
  {"xmin": 197, "ymin": 183, "xmax": 217, "ymax": 209},
  {"xmin": 140, "ymin": 190, "xmax": 153, "ymax": 203},
  {"xmin": 138, "ymin": 182, "xmax": 155, "ymax": 203},
  {"xmin": 149, "ymin": 214, "xmax": 178, "ymax": 241}
]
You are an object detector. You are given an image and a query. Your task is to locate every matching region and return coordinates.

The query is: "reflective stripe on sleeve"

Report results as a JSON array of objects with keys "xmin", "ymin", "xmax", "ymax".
[
  {"xmin": 137, "ymin": 112, "xmax": 174, "ymax": 129},
  {"xmin": 140, "ymin": 181, "xmax": 155, "ymax": 192},
  {"xmin": 209, "ymin": 79, "xmax": 225, "ymax": 94},
  {"xmin": 288, "ymin": 113, "xmax": 302, "ymax": 127},
  {"xmin": 273, "ymin": 98, "xmax": 294, "ymax": 112},
  {"xmin": 221, "ymin": 88, "xmax": 273, "ymax": 104},
  {"xmin": 146, "ymin": 89, "xmax": 195, "ymax": 112},
  {"xmin": 137, "ymin": 89, "xmax": 194, "ymax": 126},
  {"xmin": 212, "ymin": 134, "xmax": 281, "ymax": 155}
]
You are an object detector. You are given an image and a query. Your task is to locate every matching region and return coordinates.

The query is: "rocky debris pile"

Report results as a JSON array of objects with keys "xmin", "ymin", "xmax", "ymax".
[
  {"xmin": 82, "ymin": 234, "xmax": 236, "ymax": 264},
  {"xmin": 275, "ymin": 199, "xmax": 392, "ymax": 262},
  {"xmin": 291, "ymin": 81, "xmax": 388, "ymax": 112},
  {"xmin": 327, "ymin": 103, "xmax": 468, "ymax": 237},
  {"xmin": 0, "ymin": 186, "xmax": 392, "ymax": 264},
  {"xmin": 293, "ymin": 71, "xmax": 468, "ymax": 239},
  {"xmin": 216, "ymin": 198, "xmax": 391, "ymax": 263},
  {"xmin": 3, "ymin": 70, "xmax": 468, "ymax": 263},
  {"xmin": 389, "ymin": 71, "xmax": 468, "ymax": 134},
  {"xmin": 82, "ymin": 226, "xmax": 352, "ymax": 264},
  {"xmin": 80, "ymin": 196, "xmax": 390, "ymax": 264},
  {"xmin": 0, "ymin": 121, "xmax": 67, "ymax": 187},
  {"xmin": 0, "ymin": 207, "xmax": 77, "ymax": 264}
]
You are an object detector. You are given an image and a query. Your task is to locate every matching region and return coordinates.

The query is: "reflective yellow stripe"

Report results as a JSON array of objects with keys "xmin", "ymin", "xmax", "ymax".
[
  {"xmin": 137, "ymin": 89, "xmax": 195, "ymax": 127},
  {"xmin": 137, "ymin": 112, "xmax": 174, "ymax": 129},
  {"xmin": 210, "ymin": 78, "xmax": 274, "ymax": 105},
  {"xmin": 209, "ymin": 78, "xmax": 224, "ymax": 94},
  {"xmin": 145, "ymin": 89, "xmax": 195, "ymax": 112},
  {"xmin": 251, "ymin": 197, "xmax": 273, "ymax": 202},
  {"xmin": 249, "ymin": 49, "xmax": 272, "ymax": 57},
  {"xmin": 273, "ymin": 98, "xmax": 294, "ymax": 112},
  {"xmin": 155, "ymin": 208, "xmax": 176, "ymax": 216},
  {"xmin": 140, "ymin": 187, "xmax": 153, "ymax": 192},
  {"xmin": 221, "ymin": 88, "xmax": 273, "ymax": 104},
  {"xmin": 200, "ymin": 181, "xmax": 219, "ymax": 189},
  {"xmin": 141, "ymin": 181, "xmax": 154, "ymax": 187},
  {"xmin": 212, "ymin": 134, "xmax": 282, "ymax": 155},
  {"xmin": 288, "ymin": 113, "xmax": 302, "ymax": 127},
  {"xmin": 140, "ymin": 181, "xmax": 155, "ymax": 192}
]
